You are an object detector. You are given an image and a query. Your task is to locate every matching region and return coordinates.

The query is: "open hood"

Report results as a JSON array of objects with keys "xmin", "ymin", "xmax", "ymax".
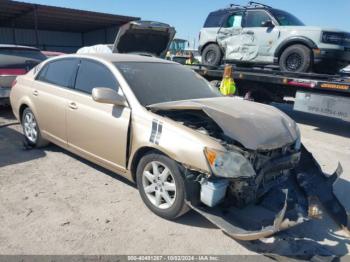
[
  {"xmin": 149, "ymin": 97, "xmax": 299, "ymax": 151},
  {"xmin": 112, "ymin": 21, "xmax": 176, "ymax": 58}
]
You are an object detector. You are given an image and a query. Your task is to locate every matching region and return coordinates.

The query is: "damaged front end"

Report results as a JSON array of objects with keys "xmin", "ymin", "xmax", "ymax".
[
  {"xmin": 188, "ymin": 144, "xmax": 346, "ymax": 241},
  {"xmin": 151, "ymin": 100, "xmax": 347, "ymax": 240},
  {"xmin": 186, "ymin": 142, "xmax": 310, "ymax": 241}
]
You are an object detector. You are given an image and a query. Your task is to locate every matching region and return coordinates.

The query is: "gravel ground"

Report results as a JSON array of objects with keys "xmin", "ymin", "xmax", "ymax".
[{"xmin": 0, "ymin": 105, "xmax": 349, "ymax": 257}]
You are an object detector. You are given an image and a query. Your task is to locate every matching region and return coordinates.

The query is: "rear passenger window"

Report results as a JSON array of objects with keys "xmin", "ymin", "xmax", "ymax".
[
  {"xmin": 204, "ymin": 11, "xmax": 228, "ymax": 28},
  {"xmin": 245, "ymin": 10, "xmax": 272, "ymax": 27},
  {"xmin": 75, "ymin": 60, "xmax": 118, "ymax": 94},
  {"xmin": 37, "ymin": 59, "xmax": 78, "ymax": 88}
]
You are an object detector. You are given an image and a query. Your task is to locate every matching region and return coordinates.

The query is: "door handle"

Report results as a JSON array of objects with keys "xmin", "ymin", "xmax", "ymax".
[
  {"xmin": 69, "ymin": 102, "xmax": 78, "ymax": 110},
  {"xmin": 33, "ymin": 90, "xmax": 39, "ymax": 96},
  {"xmin": 246, "ymin": 31, "xmax": 255, "ymax": 35}
]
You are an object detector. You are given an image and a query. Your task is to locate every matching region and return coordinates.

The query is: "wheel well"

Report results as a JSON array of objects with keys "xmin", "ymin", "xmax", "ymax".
[
  {"xmin": 276, "ymin": 42, "xmax": 312, "ymax": 62},
  {"xmin": 19, "ymin": 104, "xmax": 29, "ymax": 122},
  {"xmin": 130, "ymin": 147, "xmax": 167, "ymax": 182},
  {"xmin": 200, "ymin": 41, "xmax": 220, "ymax": 55}
]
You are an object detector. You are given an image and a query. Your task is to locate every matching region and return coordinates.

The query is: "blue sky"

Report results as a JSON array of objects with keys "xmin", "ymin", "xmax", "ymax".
[{"xmin": 21, "ymin": 0, "xmax": 350, "ymax": 46}]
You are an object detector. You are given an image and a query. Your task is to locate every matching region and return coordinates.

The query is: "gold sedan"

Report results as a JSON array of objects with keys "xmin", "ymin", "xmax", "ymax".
[{"xmin": 11, "ymin": 53, "xmax": 326, "ymax": 240}]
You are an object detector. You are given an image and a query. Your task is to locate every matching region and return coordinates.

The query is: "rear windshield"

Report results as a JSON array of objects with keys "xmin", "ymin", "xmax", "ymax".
[
  {"xmin": 115, "ymin": 62, "xmax": 221, "ymax": 106},
  {"xmin": 0, "ymin": 48, "xmax": 46, "ymax": 68}
]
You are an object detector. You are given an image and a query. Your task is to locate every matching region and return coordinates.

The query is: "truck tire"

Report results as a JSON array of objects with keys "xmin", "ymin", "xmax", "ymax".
[
  {"xmin": 202, "ymin": 44, "xmax": 222, "ymax": 66},
  {"xmin": 279, "ymin": 44, "xmax": 312, "ymax": 73}
]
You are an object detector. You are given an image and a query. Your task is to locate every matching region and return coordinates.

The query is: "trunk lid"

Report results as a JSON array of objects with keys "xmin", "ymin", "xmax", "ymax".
[{"xmin": 112, "ymin": 21, "xmax": 176, "ymax": 58}]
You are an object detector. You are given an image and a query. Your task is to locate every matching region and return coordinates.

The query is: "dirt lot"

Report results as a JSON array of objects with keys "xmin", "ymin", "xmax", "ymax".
[{"xmin": 0, "ymin": 104, "xmax": 350, "ymax": 257}]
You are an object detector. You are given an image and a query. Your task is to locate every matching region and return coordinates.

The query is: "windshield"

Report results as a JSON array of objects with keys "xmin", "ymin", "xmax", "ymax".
[
  {"xmin": 270, "ymin": 9, "xmax": 304, "ymax": 26},
  {"xmin": 115, "ymin": 62, "xmax": 221, "ymax": 106}
]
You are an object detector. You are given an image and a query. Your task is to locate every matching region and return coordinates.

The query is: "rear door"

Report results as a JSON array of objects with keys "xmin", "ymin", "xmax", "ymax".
[
  {"xmin": 66, "ymin": 59, "xmax": 130, "ymax": 172},
  {"xmin": 34, "ymin": 58, "xmax": 79, "ymax": 146}
]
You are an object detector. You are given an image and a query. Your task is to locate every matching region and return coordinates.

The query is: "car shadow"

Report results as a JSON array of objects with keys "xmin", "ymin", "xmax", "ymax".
[
  {"xmin": 273, "ymin": 103, "xmax": 350, "ymax": 139},
  {"xmin": 0, "ymin": 105, "xmax": 17, "ymax": 125},
  {"xmin": 238, "ymin": 216, "xmax": 350, "ymax": 259},
  {"xmin": 0, "ymin": 125, "xmax": 46, "ymax": 168},
  {"xmin": 46, "ymin": 145, "xmax": 219, "ymax": 229},
  {"xmin": 175, "ymin": 210, "xmax": 217, "ymax": 229},
  {"xmin": 46, "ymin": 145, "xmax": 137, "ymax": 189}
]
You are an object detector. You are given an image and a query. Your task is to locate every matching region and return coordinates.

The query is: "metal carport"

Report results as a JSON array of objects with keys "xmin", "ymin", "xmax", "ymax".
[{"xmin": 0, "ymin": 0, "xmax": 140, "ymax": 52}]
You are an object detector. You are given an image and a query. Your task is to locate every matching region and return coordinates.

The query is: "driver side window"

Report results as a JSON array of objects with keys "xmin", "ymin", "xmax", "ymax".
[{"xmin": 244, "ymin": 10, "xmax": 271, "ymax": 27}]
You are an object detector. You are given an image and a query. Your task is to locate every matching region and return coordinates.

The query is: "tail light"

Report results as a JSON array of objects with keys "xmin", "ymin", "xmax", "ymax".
[{"xmin": 0, "ymin": 68, "xmax": 27, "ymax": 76}]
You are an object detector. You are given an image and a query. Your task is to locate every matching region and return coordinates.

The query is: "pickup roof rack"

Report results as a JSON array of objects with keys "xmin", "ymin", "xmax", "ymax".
[
  {"xmin": 227, "ymin": 2, "xmax": 273, "ymax": 10},
  {"xmin": 247, "ymin": 1, "xmax": 273, "ymax": 9}
]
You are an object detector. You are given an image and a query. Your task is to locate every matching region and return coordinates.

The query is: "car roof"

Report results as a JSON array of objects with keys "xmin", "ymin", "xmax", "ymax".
[
  {"xmin": 58, "ymin": 53, "xmax": 176, "ymax": 64},
  {"xmin": 0, "ymin": 44, "xmax": 40, "ymax": 51}
]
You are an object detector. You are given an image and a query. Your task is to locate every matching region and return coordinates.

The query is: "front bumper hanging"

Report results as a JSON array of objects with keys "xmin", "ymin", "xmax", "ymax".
[{"xmin": 189, "ymin": 145, "xmax": 348, "ymax": 241}]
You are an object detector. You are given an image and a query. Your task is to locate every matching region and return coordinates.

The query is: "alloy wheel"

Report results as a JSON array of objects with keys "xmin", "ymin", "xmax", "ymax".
[
  {"xmin": 23, "ymin": 111, "xmax": 38, "ymax": 143},
  {"xmin": 142, "ymin": 161, "xmax": 177, "ymax": 209}
]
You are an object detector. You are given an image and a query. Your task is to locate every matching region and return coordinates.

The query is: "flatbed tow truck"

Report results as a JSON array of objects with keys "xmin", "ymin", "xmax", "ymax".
[{"xmin": 188, "ymin": 64, "xmax": 350, "ymax": 122}]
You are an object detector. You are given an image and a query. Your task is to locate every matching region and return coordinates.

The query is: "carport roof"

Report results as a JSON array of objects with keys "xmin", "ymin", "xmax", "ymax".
[{"xmin": 0, "ymin": 0, "xmax": 140, "ymax": 32}]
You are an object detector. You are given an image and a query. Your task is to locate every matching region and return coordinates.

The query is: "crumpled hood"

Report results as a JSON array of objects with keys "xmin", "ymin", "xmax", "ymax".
[{"xmin": 149, "ymin": 97, "xmax": 299, "ymax": 150}]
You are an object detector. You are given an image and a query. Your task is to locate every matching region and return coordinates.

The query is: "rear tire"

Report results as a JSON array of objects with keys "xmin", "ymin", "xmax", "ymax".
[
  {"xmin": 202, "ymin": 44, "xmax": 223, "ymax": 66},
  {"xmin": 22, "ymin": 107, "xmax": 48, "ymax": 148},
  {"xmin": 136, "ymin": 152, "xmax": 189, "ymax": 220},
  {"xmin": 279, "ymin": 44, "xmax": 312, "ymax": 73}
]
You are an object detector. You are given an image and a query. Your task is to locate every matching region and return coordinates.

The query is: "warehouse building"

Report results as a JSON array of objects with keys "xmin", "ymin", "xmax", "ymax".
[{"xmin": 0, "ymin": 0, "xmax": 139, "ymax": 53}]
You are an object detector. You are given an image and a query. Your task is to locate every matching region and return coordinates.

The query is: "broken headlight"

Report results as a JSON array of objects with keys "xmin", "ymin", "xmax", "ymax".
[{"xmin": 204, "ymin": 148, "xmax": 256, "ymax": 178}]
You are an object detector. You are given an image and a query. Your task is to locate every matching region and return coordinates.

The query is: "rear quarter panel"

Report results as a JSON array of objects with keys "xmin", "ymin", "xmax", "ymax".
[{"xmin": 10, "ymin": 71, "xmax": 37, "ymax": 122}]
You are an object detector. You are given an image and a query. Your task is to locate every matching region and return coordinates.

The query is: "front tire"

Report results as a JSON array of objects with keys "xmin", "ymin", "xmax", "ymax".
[
  {"xmin": 22, "ymin": 107, "xmax": 48, "ymax": 147},
  {"xmin": 279, "ymin": 44, "xmax": 312, "ymax": 73},
  {"xmin": 202, "ymin": 43, "xmax": 223, "ymax": 66},
  {"xmin": 136, "ymin": 152, "xmax": 189, "ymax": 220}
]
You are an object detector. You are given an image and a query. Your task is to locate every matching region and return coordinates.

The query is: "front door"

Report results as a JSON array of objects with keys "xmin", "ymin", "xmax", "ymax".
[
  {"xmin": 66, "ymin": 59, "xmax": 130, "ymax": 172},
  {"xmin": 240, "ymin": 10, "xmax": 280, "ymax": 63}
]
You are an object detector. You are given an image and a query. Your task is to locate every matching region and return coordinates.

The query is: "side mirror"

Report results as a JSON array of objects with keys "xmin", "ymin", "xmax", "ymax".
[
  {"xmin": 92, "ymin": 87, "xmax": 127, "ymax": 107},
  {"xmin": 261, "ymin": 20, "xmax": 274, "ymax": 28}
]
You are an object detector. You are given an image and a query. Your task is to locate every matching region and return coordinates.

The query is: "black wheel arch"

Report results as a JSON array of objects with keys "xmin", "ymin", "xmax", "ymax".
[{"xmin": 274, "ymin": 36, "xmax": 317, "ymax": 62}]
